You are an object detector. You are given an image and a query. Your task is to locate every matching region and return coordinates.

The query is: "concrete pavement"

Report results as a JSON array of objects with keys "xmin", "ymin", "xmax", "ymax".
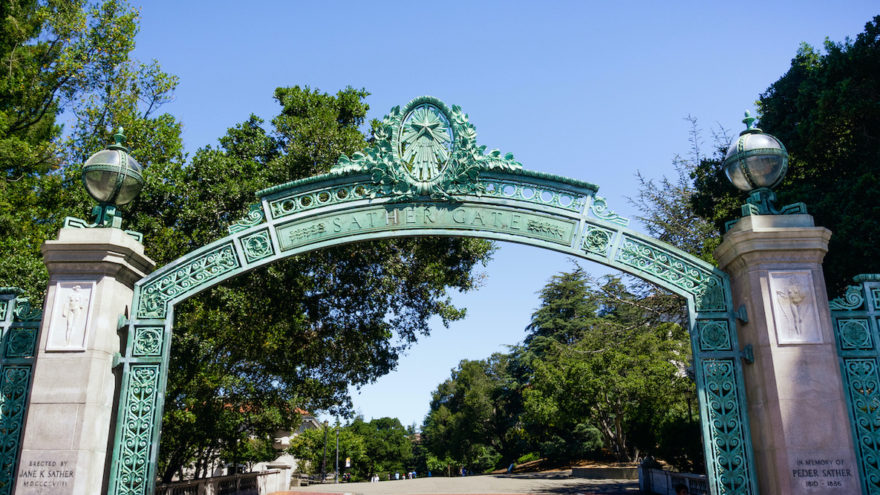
[{"xmin": 275, "ymin": 471, "xmax": 639, "ymax": 494}]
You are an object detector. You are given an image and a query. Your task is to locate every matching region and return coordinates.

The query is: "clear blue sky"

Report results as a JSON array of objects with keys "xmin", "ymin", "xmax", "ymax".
[{"xmin": 131, "ymin": 1, "xmax": 878, "ymax": 428}]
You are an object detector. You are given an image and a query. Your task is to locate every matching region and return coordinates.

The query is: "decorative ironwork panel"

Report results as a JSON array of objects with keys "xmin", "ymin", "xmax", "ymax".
[
  {"xmin": 839, "ymin": 319, "xmax": 874, "ymax": 351},
  {"xmin": 481, "ymin": 178, "xmax": 587, "ymax": 212},
  {"xmin": 616, "ymin": 235, "xmax": 725, "ymax": 312},
  {"xmin": 841, "ymin": 359, "xmax": 880, "ymax": 492},
  {"xmin": 582, "ymin": 224, "xmax": 615, "ymax": 257},
  {"xmin": 111, "ymin": 365, "xmax": 161, "ymax": 495},
  {"xmin": 4, "ymin": 328, "xmax": 37, "ymax": 358},
  {"xmin": 0, "ymin": 366, "xmax": 31, "ymax": 495},
  {"xmin": 702, "ymin": 359, "xmax": 752, "ymax": 494},
  {"xmin": 137, "ymin": 243, "xmax": 240, "ymax": 319},
  {"xmin": 0, "ymin": 290, "xmax": 41, "ymax": 495},
  {"xmin": 698, "ymin": 320, "xmax": 733, "ymax": 352},
  {"xmin": 268, "ymin": 183, "xmax": 368, "ymax": 219},
  {"xmin": 832, "ymin": 276, "xmax": 880, "ymax": 494},
  {"xmin": 132, "ymin": 327, "xmax": 163, "ymax": 357},
  {"xmin": 240, "ymin": 229, "xmax": 273, "ymax": 263}
]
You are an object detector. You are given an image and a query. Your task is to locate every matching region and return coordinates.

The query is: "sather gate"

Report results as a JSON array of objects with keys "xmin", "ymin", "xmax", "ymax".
[{"xmin": 105, "ymin": 96, "xmax": 757, "ymax": 494}]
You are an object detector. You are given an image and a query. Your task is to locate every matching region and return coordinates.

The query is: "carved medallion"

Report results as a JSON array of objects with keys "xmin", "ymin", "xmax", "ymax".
[
  {"xmin": 398, "ymin": 104, "xmax": 453, "ymax": 181},
  {"xmin": 47, "ymin": 281, "xmax": 95, "ymax": 351},
  {"xmin": 768, "ymin": 271, "xmax": 822, "ymax": 344}
]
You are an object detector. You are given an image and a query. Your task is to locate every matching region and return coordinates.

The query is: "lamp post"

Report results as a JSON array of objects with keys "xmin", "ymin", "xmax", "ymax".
[
  {"xmin": 335, "ymin": 424, "xmax": 339, "ymax": 483},
  {"xmin": 321, "ymin": 420, "xmax": 329, "ymax": 483}
]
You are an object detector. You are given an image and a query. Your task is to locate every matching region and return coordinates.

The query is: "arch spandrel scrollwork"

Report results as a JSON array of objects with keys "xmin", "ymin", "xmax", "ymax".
[{"xmin": 111, "ymin": 96, "xmax": 757, "ymax": 495}]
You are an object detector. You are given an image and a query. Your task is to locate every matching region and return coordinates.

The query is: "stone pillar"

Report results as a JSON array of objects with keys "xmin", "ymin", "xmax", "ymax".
[
  {"xmin": 16, "ymin": 228, "xmax": 154, "ymax": 495},
  {"xmin": 716, "ymin": 214, "xmax": 860, "ymax": 494}
]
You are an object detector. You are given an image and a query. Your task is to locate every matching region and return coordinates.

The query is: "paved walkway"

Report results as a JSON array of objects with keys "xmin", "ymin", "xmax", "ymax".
[{"xmin": 275, "ymin": 471, "xmax": 639, "ymax": 495}]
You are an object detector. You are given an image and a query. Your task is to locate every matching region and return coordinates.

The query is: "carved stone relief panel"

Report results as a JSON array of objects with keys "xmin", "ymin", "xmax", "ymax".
[
  {"xmin": 46, "ymin": 282, "xmax": 95, "ymax": 351},
  {"xmin": 768, "ymin": 271, "xmax": 823, "ymax": 344}
]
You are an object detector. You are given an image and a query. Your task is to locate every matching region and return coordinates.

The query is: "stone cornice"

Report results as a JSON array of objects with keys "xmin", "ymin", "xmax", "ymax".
[
  {"xmin": 42, "ymin": 228, "xmax": 155, "ymax": 288},
  {"xmin": 715, "ymin": 216, "xmax": 832, "ymax": 273}
]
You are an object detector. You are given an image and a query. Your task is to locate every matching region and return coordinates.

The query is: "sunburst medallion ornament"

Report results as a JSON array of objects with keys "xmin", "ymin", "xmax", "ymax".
[
  {"xmin": 330, "ymin": 96, "xmax": 524, "ymax": 200},
  {"xmin": 399, "ymin": 104, "xmax": 453, "ymax": 181}
]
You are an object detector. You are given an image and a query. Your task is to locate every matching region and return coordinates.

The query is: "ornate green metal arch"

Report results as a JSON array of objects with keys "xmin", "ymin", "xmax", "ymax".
[{"xmin": 107, "ymin": 97, "xmax": 757, "ymax": 495}]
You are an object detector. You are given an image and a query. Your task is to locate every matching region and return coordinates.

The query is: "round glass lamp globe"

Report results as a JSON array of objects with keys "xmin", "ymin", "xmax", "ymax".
[
  {"xmin": 723, "ymin": 131, "xmax": 788, "ymax": 192},
  {"xmin": 82, "ymin": 148, "xmax": 144, "ymax": 205}
]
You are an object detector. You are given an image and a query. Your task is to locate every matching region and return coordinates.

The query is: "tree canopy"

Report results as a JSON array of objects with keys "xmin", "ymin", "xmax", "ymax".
[
  {"xmin": 289, "ymin": 417, "xmax": 413, "ymax": 481},
  {"xmin": 0, "ymin": 1, "xmax": 494, "ymax": 481},
  {"xmin": 692, "ymin": 15, "xmax": 880, "ymax": 292},
  {"xmin": 0, "ymin": 0, "xmax": 184, "ymax": 298},
  {"xmin": 421, "ymin": 268, "xmax": 703, "ymax": 473}
]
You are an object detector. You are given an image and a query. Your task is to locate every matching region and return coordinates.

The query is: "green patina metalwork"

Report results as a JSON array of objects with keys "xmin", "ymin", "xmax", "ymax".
[
  {"xmin": 107, "ymin": 96, "xmax": 757, "ymax": 495},
  {"xmin": 831, "ymin": 275, "xmax": 880, "ymax": 493},
  {"xmin": 699, "ymin": 320, "xmax": 733, "ymax": 352},
  {"xmin": 0, "ymin": 289, "xmax": 41, "ymax": 495}
]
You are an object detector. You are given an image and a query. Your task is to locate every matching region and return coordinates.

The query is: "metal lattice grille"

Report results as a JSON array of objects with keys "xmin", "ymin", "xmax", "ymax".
[
  {"xmin": 0, "ymin": 291, "xmax": 41, "ymax": 494},
  {"xmin": 831, "ymin": 277, "xmax": 880, "ymax": 494}
]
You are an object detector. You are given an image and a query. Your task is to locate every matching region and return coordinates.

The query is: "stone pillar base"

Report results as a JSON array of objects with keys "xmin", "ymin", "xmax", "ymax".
[
  {"xmin": 16, "ymin": 228, "xmax": 154, "ymax": 495},
  {"xmin": 716, "ymin": 215, "xmax": 860, "ymax": 494}
]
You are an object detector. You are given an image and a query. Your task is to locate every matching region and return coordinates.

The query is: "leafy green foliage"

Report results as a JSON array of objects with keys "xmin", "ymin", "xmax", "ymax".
[
  {"xmin": 157, "ymin": 87, "xmax": 493, "ymax": 480},
  {"xmin": 0, "ymin": 0, "xmax": 183, "ymax": 299},
  {"xmin": 290, "ymin": 418, "xmax": 412, "ymax": 481},
  {"xmin": 521, "ymin": 274, "xmax": 695, "ymax": 464},
  {"xmin": 422, "ymin": 267, "xmax": 702, "ymax": 472},
  {"xmin": 349, "ymin": 417, "xmax": 413, "ymax": 477},
  {"xmin": 422, "ymin": 354, "xmax": 520, "ymax": 474},
  {"xmin": 692, "ymin": 16, "xmax": 880, "ymax": 292}
]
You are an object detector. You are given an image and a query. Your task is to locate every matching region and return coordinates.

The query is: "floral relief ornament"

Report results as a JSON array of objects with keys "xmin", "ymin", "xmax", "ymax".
[{"xmin": 331, "ymin": 96, "xmax": 523, "ymax": 201}]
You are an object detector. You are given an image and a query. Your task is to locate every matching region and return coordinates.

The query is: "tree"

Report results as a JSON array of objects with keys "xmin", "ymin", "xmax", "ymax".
[
  {"xmin": 421, "ymin": 266, "xmax": 702, "ymax": 470},
  {"xmin": 348, "ymin": 417, "xmax": 413, "ymax": 478},
  {"xmin": 289, "ymin": 417, "xmax": 414, "ymax": 481},
  {"xmin": 422, "ymin": 355, "xmax": 519, "ymax": 473},
  {"xmin": 156, "ymin": 87, "xmax": 494, "ymax": 480},
  {"xmin": 524, "ymin": 267, "xmax": 597, "ymax": 348},
  {"xmin": 630, "ymin": 116, "xmax": 721, "ymax": 263},
  {"xmin": 520, "ymin": 273, "xmax": 694, "ymax": 464},
  {"xmin": 692, "ymin": 16, "xmax": 880, "ymax": 292},
  {"xmin": 289, "ymin": 423, "xmax": 368, "ymax": 478},
  {"xmin": 0, "ymin": 0, "xmax": 183, "ymax": 298}
]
